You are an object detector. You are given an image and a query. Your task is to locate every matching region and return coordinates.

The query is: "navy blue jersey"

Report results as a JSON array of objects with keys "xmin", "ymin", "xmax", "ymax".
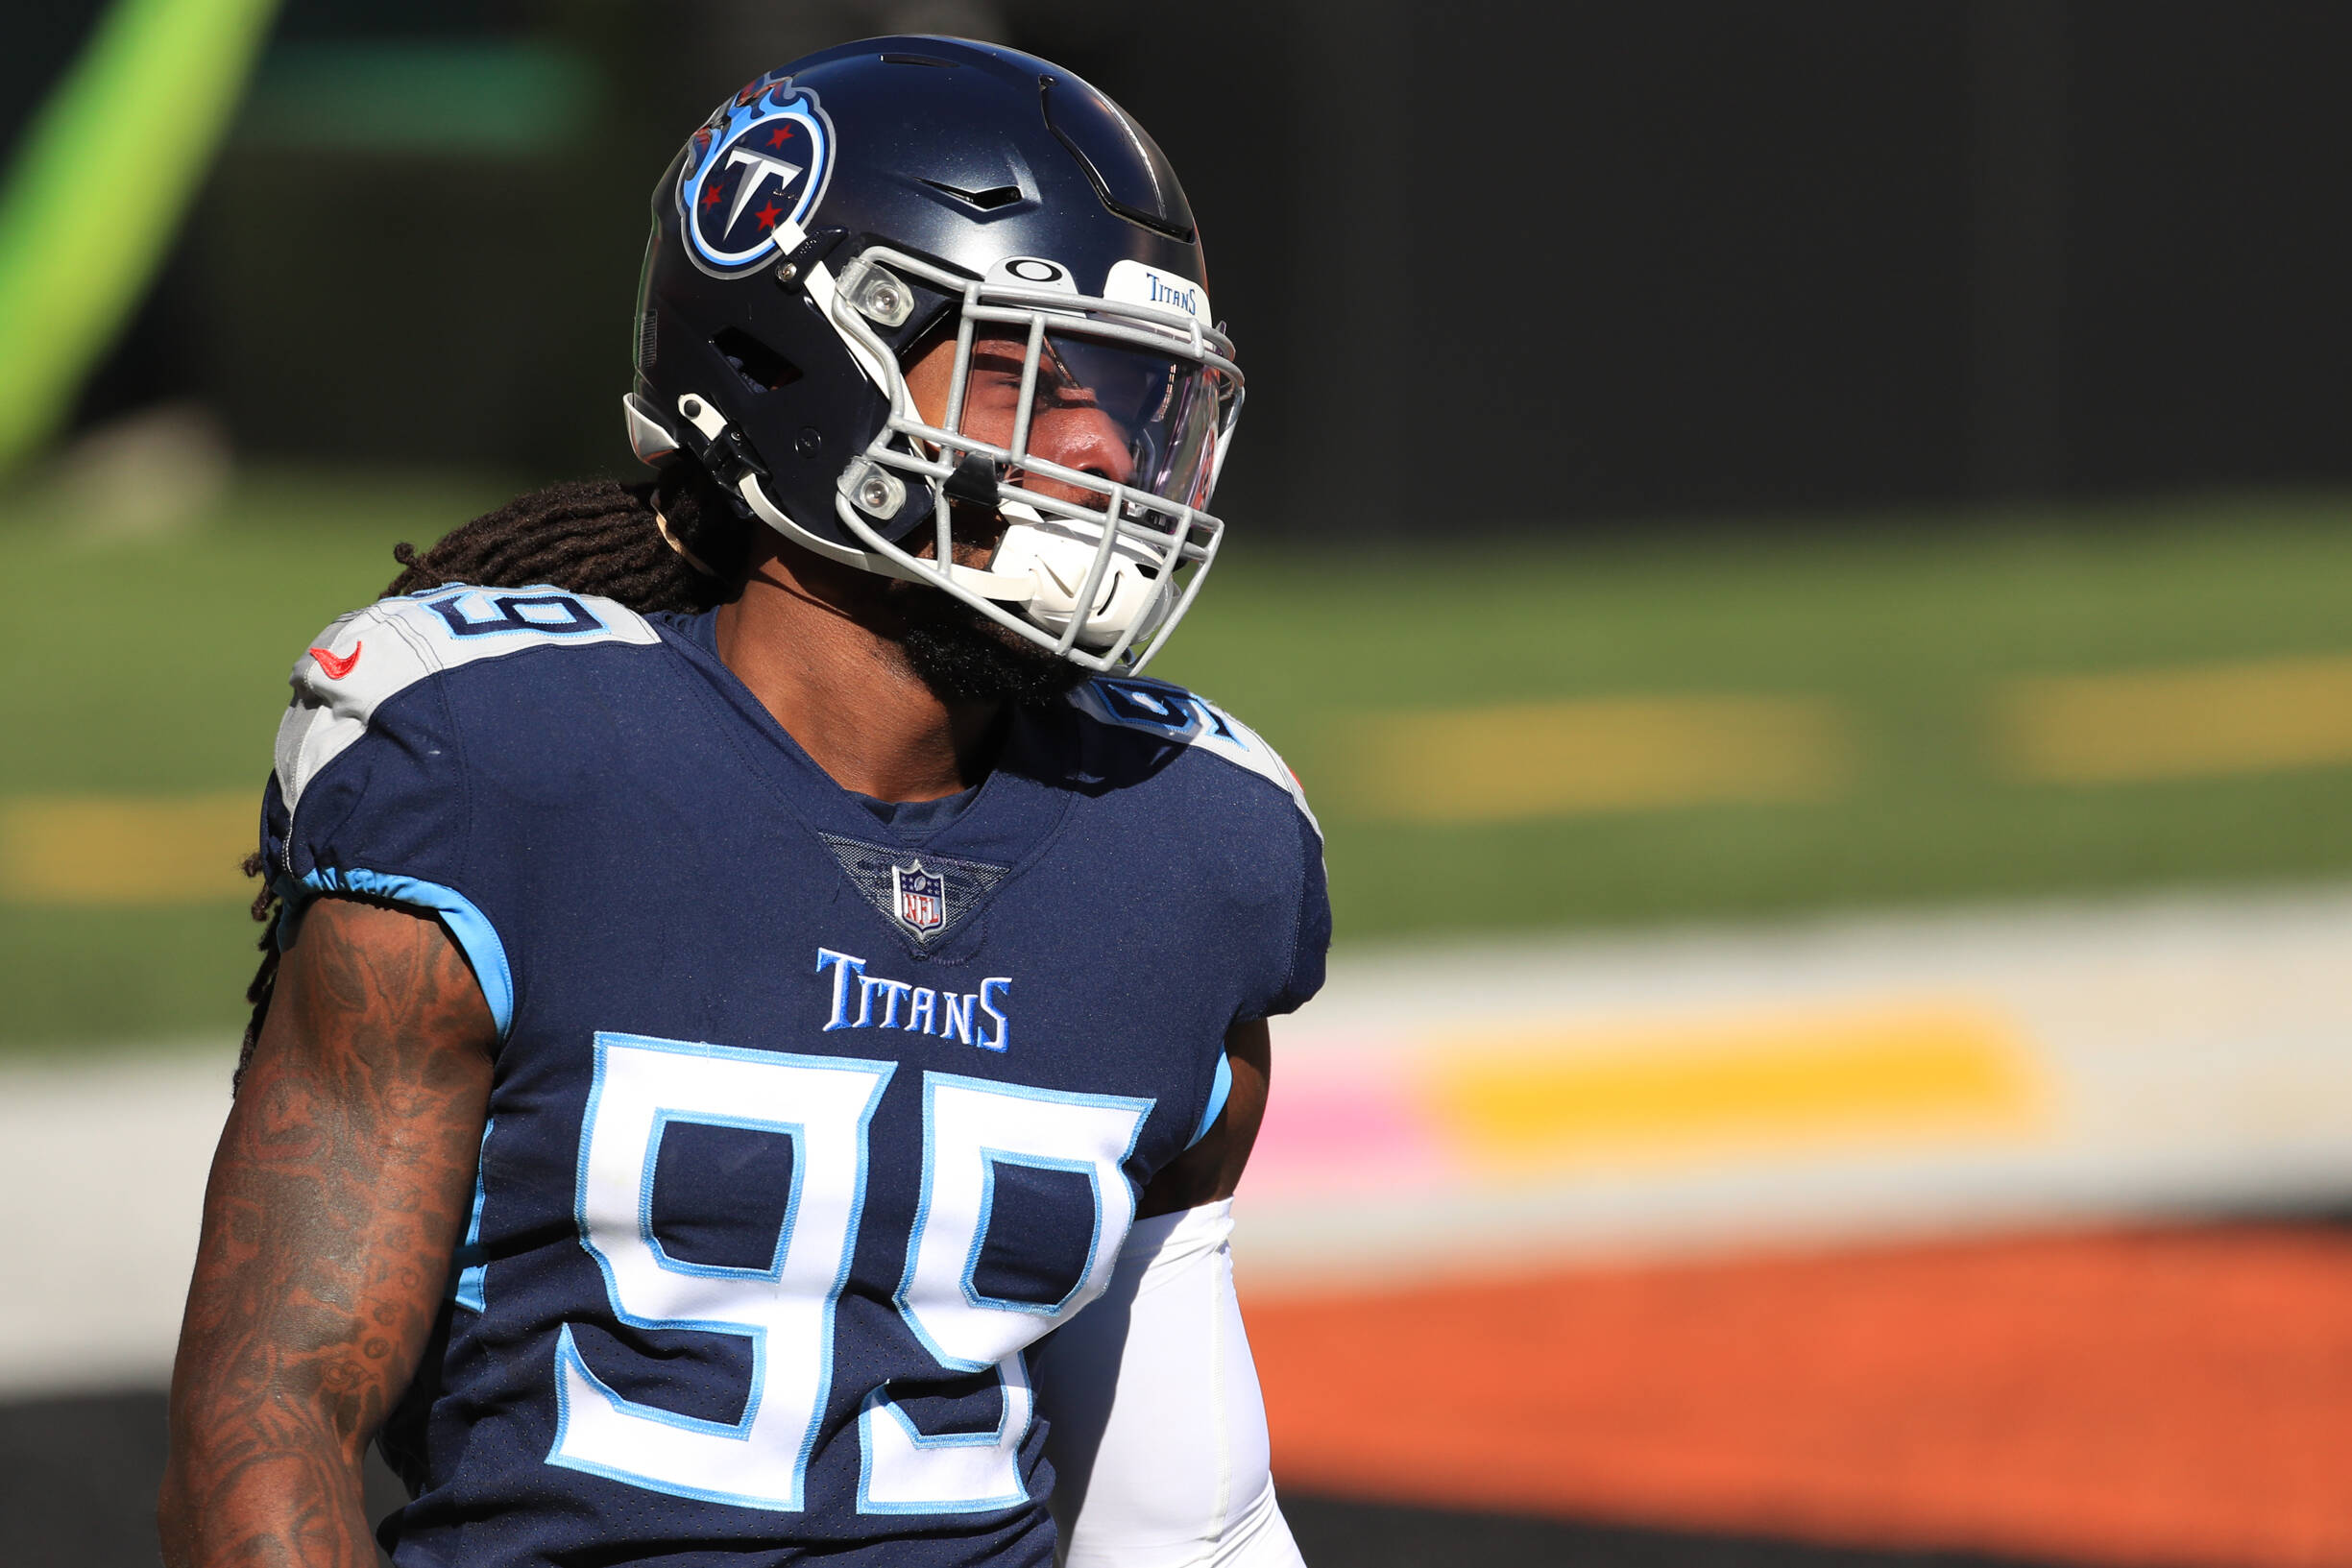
[{"xmin": 260, "ymin": 585, "xmax": 1327, "ymax": 1566}]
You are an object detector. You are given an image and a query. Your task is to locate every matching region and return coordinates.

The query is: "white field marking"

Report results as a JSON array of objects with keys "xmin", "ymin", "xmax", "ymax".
[
  {"xmin": 0, "ymin": 1042, "xmax": 235, "ymax": 1397},
  {"xmin": 1238, "ymin": 885, "xmax": 2352, "ymax": 1291}
]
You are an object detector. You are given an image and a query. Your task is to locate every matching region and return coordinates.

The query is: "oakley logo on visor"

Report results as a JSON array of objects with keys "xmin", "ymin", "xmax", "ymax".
[{"xmin": 985, "ymin": 255, "xmax": 1079, "ymax": 292}]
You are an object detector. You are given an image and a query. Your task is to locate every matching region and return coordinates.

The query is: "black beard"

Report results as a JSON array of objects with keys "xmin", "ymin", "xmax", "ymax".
[{"xmin": 893, "ymin": 586, "xmax": 1090, "ymax": 706}]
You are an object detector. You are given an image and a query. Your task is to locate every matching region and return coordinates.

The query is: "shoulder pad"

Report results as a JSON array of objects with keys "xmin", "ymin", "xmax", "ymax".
[
  {"xmin": 275, "ymin": 585, "xmax": 661, "ymax": 812},
  {"xmin": 1069, "ymin": 677, "xmax": 1321, "ymax": 837}
]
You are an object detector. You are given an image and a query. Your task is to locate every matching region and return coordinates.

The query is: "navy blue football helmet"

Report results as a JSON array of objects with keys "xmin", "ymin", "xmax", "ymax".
[{"xmin": 626, "ymin": 37, "xmax": 1241, "ymax": 672}]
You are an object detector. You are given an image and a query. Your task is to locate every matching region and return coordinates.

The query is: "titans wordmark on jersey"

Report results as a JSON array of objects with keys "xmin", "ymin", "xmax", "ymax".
[{"xmin": 260, "ymin": 584, "xmax": 1327, "ymax": 1566}]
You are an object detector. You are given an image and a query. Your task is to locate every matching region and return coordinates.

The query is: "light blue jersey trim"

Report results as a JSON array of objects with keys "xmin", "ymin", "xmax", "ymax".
[
  {"xmin": 1188, "ymin": 1053, "xmax": 1232, "ymax": 1148},
  {"xmin": 452, "ymin": 1116, "xmax": 495, "ymax": 1312},
  {"xmin": 639, "ymin": 1107, "xmax": 808, "ymax": 1281},
  {"xmin": 962, "ymin": 1150, "xmax": 1100, "ymax": 1316},
  {"xmin": 289, "ymin": 868, "xmax": 515, "ymax": 1038},
  {"xmin": 854, "ymin": 1379, "xmax": 1030, "ymax": 1516},
  {"xmin": 895, "ymin": 1073, "xmax": 1154, "ymax": 1376}
]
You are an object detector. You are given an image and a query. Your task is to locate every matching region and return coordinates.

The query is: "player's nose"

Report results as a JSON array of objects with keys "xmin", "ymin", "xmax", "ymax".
[{"xmin": 1022, "ymin": 405, "xmax": 1134, "ymax": 507}]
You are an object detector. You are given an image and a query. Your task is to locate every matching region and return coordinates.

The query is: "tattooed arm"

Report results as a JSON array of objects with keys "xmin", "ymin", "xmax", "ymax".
[{"xmin": 159, "ymin": 896, "xmax": 497, "ymax": 1567}]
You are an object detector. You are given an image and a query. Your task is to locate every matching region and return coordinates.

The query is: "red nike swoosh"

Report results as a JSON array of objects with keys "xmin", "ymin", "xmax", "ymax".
[{"xmin": 309, "ymin": 642, "xmax": 362, "ymax": 680}]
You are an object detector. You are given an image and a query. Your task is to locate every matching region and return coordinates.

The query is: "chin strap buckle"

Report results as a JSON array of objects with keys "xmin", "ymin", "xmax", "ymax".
[{"xmin": 672, "ymin": 394, "xmax": 768, "ymax": 488}]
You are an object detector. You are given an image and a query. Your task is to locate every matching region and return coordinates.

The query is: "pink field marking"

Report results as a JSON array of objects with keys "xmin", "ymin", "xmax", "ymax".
[{"xmin": 1244, "ymin": 1061, "xmax": 1451, "ymax": 1200}]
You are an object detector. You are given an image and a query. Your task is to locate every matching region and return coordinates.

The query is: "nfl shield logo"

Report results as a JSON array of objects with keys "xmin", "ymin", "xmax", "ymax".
[{"xmin": 892, "ymin": 860, "xmax": 946, "ymax": 936}]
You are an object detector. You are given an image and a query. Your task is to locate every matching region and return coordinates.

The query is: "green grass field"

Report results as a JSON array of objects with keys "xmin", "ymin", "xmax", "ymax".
[{"xmin": 6, "ymin": 471, "xmax": 2352, "ymax": 1049}]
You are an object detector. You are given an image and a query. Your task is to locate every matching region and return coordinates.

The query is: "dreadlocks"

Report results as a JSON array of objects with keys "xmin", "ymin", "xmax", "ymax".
[{"xmin": 233, "ymin": 463, "xmax": 753, "ymax": 1087}]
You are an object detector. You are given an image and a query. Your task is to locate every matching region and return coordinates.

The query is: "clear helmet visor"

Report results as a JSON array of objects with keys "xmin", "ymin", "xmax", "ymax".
[{"xmin": 945, "ymin": 327, "xmax": 1232, "ymax": 510}]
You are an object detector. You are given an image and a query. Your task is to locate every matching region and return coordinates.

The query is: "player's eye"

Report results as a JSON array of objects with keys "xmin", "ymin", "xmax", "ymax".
[{"xmin": 964, "ymin": 350, "xmax": 1029, "ymax": 391}]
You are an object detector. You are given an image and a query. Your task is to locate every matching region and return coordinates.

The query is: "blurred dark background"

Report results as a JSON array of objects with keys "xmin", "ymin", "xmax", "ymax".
[{"xmin": 13, "ymin": 0, "xmax": 2352, "ymax": 532}]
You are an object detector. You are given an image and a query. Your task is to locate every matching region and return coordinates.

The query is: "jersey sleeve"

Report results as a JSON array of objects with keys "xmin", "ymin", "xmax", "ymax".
[
  {"xmin": 260, "ymin": 585, "xmax": 662, "ymax": 1037},
  {"xmin": 1256, "ymin": 803, "xmax": 1329, "ymax": 1020},
  {"xmin": 1068, "ymin": 677, "xmax": 1331, "ymax": 1024},
  {"xmin": 1168, "ymin": 688, "xmax": 1328, "ymax": 1023}
]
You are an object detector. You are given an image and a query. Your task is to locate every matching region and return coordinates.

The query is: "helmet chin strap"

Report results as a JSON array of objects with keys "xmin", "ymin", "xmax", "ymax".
[{"xmin": 669, "ymin": 394, "xmax": 1035, "ymax": 604}]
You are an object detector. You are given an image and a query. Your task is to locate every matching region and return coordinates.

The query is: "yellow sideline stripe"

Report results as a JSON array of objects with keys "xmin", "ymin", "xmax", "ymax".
[
  {"xmin": 0, "ymin": 792, "xmax": 255, "ymax": 905},
  {"xmin": 1334, "ymin": 695, "xmax": 1855, "ymax": 822},
  {"xmin": 1429, "ymin": 1002, "xmax": 2041, "ymax": 1170},
  {"xmin": 1997, "ymin": 655, "xmax": 2352, "ymax": 784}
]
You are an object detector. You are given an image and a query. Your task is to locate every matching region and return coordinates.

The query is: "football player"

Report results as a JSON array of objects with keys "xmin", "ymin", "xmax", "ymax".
[{"xmin": 158, "ymin": 37, "xmax": 1326, "ymax": 1568}]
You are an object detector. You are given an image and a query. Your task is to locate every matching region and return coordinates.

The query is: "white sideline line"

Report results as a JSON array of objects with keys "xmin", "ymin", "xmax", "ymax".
[{"xmin": 0, "ymin": 1043, "xmax": 235, "ymax": 1398}]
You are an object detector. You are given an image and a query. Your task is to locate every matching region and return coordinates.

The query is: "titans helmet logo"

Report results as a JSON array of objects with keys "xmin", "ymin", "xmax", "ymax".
[{"xmin": 676, "ymin": 77, "xmax": 836, "ymax": 277}]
